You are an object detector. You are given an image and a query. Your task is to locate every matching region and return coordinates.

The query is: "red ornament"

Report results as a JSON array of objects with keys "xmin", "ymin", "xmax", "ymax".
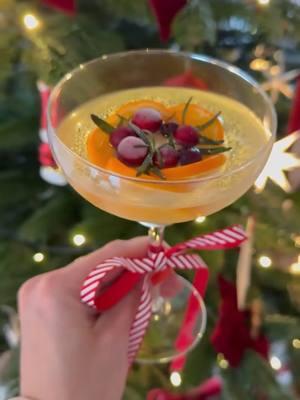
[
  {"xmin": 287, "ymin": 78, "xmax": 300, "ymax": 133},
  {"xmin": 39, "ymin": 143, "xmax": 57, "ymax": 168},
  {"xmin": 42, "ymin": 0, "xmax": 76, "ymax": 14},
  {"xmin": 148, "ymin": 0, "xmax": 187, "ymax": 41},
  {"xmin": 211, "ymin": 276, "xmax": 269, "ymax": 367},
  {"xmin": 147, "ymin": 377, "xmax": 222, "ymax": 400},
  {"xmin": 164, "ymin": 70, "xmax": 209, "ymax": 90},
  {"xmin": 37, "ymin": 81, "xmax": 67, "ymax": 186}
]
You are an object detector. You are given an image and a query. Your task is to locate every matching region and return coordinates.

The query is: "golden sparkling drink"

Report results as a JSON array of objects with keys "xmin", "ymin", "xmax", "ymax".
[{"xmin": 57, "ymin": 87, "xmax": 272, "ymax": 224}]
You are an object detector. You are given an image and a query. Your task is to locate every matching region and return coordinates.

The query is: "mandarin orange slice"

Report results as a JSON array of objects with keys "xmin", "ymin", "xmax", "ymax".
[
  {"xmin": 86, "ymin": 128, "xmax": 113, "ymax": 167},
  {"xmin": 105, "ymin": 154, "xmax": 225, "ymax": 181}
]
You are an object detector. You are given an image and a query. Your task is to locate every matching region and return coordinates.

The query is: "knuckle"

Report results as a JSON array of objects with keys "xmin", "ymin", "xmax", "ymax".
[
  {"xmin": 38, "ymin": 272, "xmax": 63, "ymax": 300},
  {"xmin": 18, "ymin": 272, "xmax": 63, "ymax": 313},
  {"xmin": 103, "ymin": 239, "xmax": 126, "ymax": 253},
  {"xmin": 18, "ymin": 275, "xmax": 42, "ymax": 307},
  {"xmin": 109, "ymin": 239, "xmax": 126, "ymax": 248}
]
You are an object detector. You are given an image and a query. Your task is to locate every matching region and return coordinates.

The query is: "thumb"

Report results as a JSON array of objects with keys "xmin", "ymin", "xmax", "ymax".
[{"xmin": 97, "ymin": 282, "xmax": 142, "ymax": 338}]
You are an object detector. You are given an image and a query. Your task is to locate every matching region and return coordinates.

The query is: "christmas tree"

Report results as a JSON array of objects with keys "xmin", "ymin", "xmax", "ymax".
[{"xmin": 0, "ymin": 0, "xmax": 300, "ymax": 399}]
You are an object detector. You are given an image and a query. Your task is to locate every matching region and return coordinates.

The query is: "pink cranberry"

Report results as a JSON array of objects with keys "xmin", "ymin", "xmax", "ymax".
[
  {"xmin": 109, "ymin": 126, "xmax": 136, "ymax": 148},
  {"xmin": 160, "ymin": 122, "xmax": 178, "ymax": 136},
  {"xmin": 117, "ymin": 136, "xmax": 148, "ymax": 167},
  {"xmin": 180, "ymin": 147, "xmax": 202, "ymax": 165},
  {"xmin": 132, "ymin": 108, "xmax": 162, "ymax": 132},
  {"xmin": 174, "ymin": 125, "xmax": 199, "ymax": 147},
  {"xmin": 153, "ymin": 145, "xmax": 179, "ymax": 168}
]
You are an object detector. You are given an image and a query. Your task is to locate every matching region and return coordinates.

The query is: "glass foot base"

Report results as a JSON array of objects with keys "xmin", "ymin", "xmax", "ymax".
[{"xmin": 136, "ymin": 275, "xmax": 207, "ymax": 364}]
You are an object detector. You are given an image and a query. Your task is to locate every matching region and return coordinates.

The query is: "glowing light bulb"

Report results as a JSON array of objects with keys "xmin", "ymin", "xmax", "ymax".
[
  {"xmin": 33, "ymin": 252, "xmax": 45, "ymax": 263},
  {"xmin": 72, "ymin": 234, "xmax": 86, "ymax": 246},
  {"xmin": 293, "ymin": 235, "xmax": 300, "ymax": 248},
  {"xmin": 23, "ymin": 13, "xmax": 40, "ymax": 30},
  {"xmin": 220, "ymin": 359, "xmax": 229, "ymax": 369},
  {"xmin": 195, "ymin": 216, "xmax": 206, "ymax": 224},
  {"xmin": 270, "ymin": 356, "xmax": 282, "ymax": 370},
  {"xmin": 258, "ymin": 255, "xmax": 272, "ymax": 268},
  {"xmin": 170, "ymin": 371, "xmax": 182, "ymax": 387},
  {"xmin": 257, "ymin": 0, "xmax": 270, "ymax": 5},
  {"xmin": 290, "ymin": 256, "xmax": 300, "ymax": 275},
  {"xmin": 250, "ymin": 58, "xmax": 270, "ymax": 71},
  {"xmin": 217, "ymin": 353, "xmax": 229, "ymax": 369},
  {"xmin": 292, "ymin": 339, "xmax": 300, "ymax": 349}
]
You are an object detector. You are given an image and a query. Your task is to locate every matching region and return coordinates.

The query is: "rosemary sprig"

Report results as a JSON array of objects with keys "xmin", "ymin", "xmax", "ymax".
[
  {"xmin": 198, "ymin": 146, "xmax": 232, "ymax": 155},
  {"xmin": 168, "ymin": 134, "xmax": 176, "ymax": 148},
  {"xmin": 198, "ymin": 135, "xmax": 224, "ymax": 146},
  {"xmin": 90, "ymin": 114, "xmax": 115, "ymax": 134},
  {"xmin": 182, "ymin": 97, "xmax": 193, "ymax": 124},
  {"xmin": 117, "ymin": 114, "xmax": 128, "ymax": 127},
  {"xmin": 128, "ymin": 122, "xmax": 150, "ymax": 145},
  {"xmin": 150, "ymin": 166, "xmax": 165, "ymax": 179},
  {"xmin": 197, "ymin": 111, "xmax": 221, "ymax": 131},
  {"xmin": 148, "ymin": 134, "xmax": 156, "ymax": 154},
  {"xmin": 167, "ymin": 129, "xmax": 176, "ymax": 148},
  {"xmin": 161, "ymin": 124, "xmax": 176, "ymax": 148},
  {"xmin": 136, "ymin": 153, "xmax": 153, "ymax": 176},
  {"xmin": 155, "ymin": 148, "xmax": 163, "ymax": 168}
]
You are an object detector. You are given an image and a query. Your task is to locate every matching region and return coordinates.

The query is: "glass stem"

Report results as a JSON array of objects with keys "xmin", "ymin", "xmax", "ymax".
[
  {"xmin": 148, "ymin": 225, "xmax": 166, "ymax": 313},
  {"xmin": 148, "ymin": 225, "xmax": 165, "ymax": 251}
]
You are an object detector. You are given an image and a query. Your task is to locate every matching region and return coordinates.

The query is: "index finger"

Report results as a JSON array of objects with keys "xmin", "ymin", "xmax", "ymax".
[{"xmin": 60, "ymin": 236, "xmax": 149, "ymax": 294}]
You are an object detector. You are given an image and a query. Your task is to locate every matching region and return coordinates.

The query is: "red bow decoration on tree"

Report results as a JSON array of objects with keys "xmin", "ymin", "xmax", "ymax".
[
  {"xmin": 43, "ymin": 0, "xmax": 186, "ymax": 31},
  {"xmin": 81, "ymin": 226, "xmax": 247, "ymax": 364},
  {"xmin": 211, "ymin": 276, "xmax": 269, "ymax": 367},
  {"xmin": 149, "ymin": 0, "xmax": 187, "ymax": 41},
  {"xmin": 164, "ymin": 70, "xmax": 209, "ymax": 91},
  {"xmin": 42, "ymin": 0, "xmax": 76, "ymax": 14},
  {"xmin": 287, "ymin": 77, "xmax": 300, "ymax": 133}
]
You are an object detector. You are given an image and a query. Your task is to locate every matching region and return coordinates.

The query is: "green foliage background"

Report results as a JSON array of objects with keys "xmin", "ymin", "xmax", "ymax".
[{"xmin": 0, "ymin": 0, "xmax": 300, "ymax": 398}]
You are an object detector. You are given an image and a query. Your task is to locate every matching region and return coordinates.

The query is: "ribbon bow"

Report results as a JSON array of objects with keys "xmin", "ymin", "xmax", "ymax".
[{"xmin": 81, "ymin": 225, "xmax": 246, "ymax": 363}]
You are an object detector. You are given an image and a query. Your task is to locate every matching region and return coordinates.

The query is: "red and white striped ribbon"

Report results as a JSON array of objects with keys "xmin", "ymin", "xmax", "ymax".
[{"xmin": 80, "ymin": 225, "xmax": 246, "ymax": 363}]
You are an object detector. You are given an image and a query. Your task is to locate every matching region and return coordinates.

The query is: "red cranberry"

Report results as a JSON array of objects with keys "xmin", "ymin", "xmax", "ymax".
[
  {"xmin": 174, "ymin": 125, "xmax": 199, "ymax": 147},
  {"xmin": 153, "ymin": 145, "xmax": 179, "ymax": 168},
  {"xmin": 160, "ymin": 122, "xmax": 178, "ymax": 136},
  {"xmin": 132, "ymin": 108, "xmax": 162, "ymax": 132},
  {"xmin": 109, "ymin": 126, "xmax": 136, "ymax": 148},
  {"xmin": 180, "ymin": 147, "xmax": 202, "ymax": 165},
  {"xmin": 117, "ymin": 136, "xmax": 148, "ymax": 167}
]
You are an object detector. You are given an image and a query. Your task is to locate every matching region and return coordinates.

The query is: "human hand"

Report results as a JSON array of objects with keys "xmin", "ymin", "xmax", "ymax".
[{"xmin": 18, "ymin": 237, "xmax": 148, "ymax": 400}]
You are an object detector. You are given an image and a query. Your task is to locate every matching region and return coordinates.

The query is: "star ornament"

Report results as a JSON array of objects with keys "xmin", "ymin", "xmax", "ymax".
[
  {"xmin": 254, "ymin": 131, "xmax": 300, "ymax": 193},
  {"xmin": 250, "ymin": 48, "xmax": 300, "ymax": 104},
  {"xmin": 261, "ymin": 67, "xmax": 300, "ymax": 104}
]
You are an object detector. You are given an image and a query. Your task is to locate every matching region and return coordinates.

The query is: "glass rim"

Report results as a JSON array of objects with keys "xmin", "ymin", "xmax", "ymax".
[{"xmin": 47, "ymin": 49, "xmax": 277, "ymax": 185}]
